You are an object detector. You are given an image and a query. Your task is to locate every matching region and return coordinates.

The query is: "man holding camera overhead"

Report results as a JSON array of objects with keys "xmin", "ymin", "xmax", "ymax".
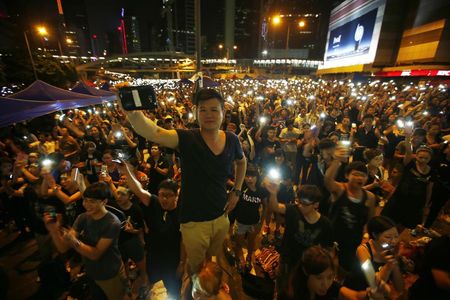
[{"xmin": 122, "ymin": 88, "xmax": 247, "ymax": 274}]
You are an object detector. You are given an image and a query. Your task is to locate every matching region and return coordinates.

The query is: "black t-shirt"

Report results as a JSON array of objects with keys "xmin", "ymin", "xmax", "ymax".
[
  {"xmin": 354, "ymin": 127, "xmax": 379, "ymax": 149},
  {"xmin": 146, "ymin": 156, "xmax": 170, "ymax": 194},
  {"xmin": 140, "ymin": 195, "xmax": 181, "ymax": 264},
  {"xmin": 281, "ymin": 205, "xmax": 334, "ymax": 265},
  {"xmin": 112, "ymin": 202, "xmax": 145, "ymax": 244},
  {"xmin": 234, "ymin": 183, "xmax": 268, "ymax": 225},
  {"xmin": 176, "ymin": 129, "xmax": 244, "ymax": 222}
]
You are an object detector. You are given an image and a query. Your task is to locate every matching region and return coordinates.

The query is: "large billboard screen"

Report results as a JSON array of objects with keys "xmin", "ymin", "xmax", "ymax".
[{"xmin": 320, "ymin": 0, "xmax": 386, "ymax": 70}]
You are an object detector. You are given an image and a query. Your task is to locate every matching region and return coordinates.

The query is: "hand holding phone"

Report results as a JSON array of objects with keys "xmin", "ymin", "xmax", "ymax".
[{"xmin": 118, "ymin": 85, "xmax": 158, "ymax": 111}]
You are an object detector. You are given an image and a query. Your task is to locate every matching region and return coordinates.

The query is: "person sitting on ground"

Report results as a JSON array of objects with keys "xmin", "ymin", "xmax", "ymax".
[{"xmin": 191, "ymin": 261, "xmax": 232, "ymax": 300}]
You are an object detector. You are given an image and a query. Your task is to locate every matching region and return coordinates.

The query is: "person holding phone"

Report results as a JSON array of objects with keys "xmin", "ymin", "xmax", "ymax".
[
  {"xmin": 44, "ymin": 182, "xmax": 127, "ymax": 300},
  {"xmin": 122, "ymin": 88, "xmax": 246, "ymax": 274},
  {"xmin": 345, "ymin": 216, "xmax": 404, "ymax": 294},
  {"xmin": 284, "ymin": 245, "xmax": 388, "ymax": 300}
]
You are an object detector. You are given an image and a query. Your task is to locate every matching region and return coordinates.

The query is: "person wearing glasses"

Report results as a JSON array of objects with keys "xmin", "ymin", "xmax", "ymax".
[
  {"xmin": 44, "ymin": 182, "xmax": 127, "ymax": 300},
  {"xmin": 265, "ymin": 181, "xmax": 333, "ymax": 298},
  {"xmin": 118, "ymin": 162, "xmax": 185, "ymax": 299}
]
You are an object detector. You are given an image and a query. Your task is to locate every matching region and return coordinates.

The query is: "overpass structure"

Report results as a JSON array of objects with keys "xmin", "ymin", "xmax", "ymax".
[{"xmin": 70, "ymin": 52, "xmax": 323, "ymax": 79}]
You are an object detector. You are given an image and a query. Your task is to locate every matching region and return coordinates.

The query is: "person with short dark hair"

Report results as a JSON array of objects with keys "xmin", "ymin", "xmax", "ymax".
[
  {"xmin": 145, "ymin": 144, "xmax": 170, "ymax": 194},
  {"xmin": 279, "ymin": 120, "xmax": 301, "ymax": 171},
  {"xmin": 44, "ymin": 182, "xmax": 127, "ymax": 300},
  {"xmin": 123, "ymin": 88, "xmax": 247, "ymax": 274},
  {"xmin": 353, "ymin": 114, "xmax": 381, "ymax": 162},
  {"xmin": 118, "ymin": 162, "xmax": 184, "ymax": 298},
  {"xmin": 325, "ymin": 145, "xmax": 377, "ymax": 271},
  {"xmin": 265, "ymin": 181, "xmax": 333, "ymax": 297}
]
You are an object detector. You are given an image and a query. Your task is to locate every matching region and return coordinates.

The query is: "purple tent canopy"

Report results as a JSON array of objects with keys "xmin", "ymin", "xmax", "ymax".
[
  {"xmin": 10, "ymin": 80, "xmax": 105, "ymax": 102},
  {"xmin": 100, "ymin": 82, "xmax": 111, "ymax": 91},
  {"xmin": 71, "ymin": 81, "xmax": 116, "ymax": 100},
  {"xmin": 202, "ymin": 76, "xmax": 220, "ymax": 87},
  {"xmin": 0, "ymin": 80, "xmax": 107, "ymax": 128},
  {"xmin": 179, "ymin": 78, "xmax": 193, "ymax": 85}
]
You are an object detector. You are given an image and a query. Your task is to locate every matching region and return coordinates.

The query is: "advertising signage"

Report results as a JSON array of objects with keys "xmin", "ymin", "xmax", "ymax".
[
  {"xmin": 326, "ymin": 8, "xmax": 378, "ymax": 61},
  {"xmin": 320, "ymin": 0, "xmax": 386, "ymax": 70}
]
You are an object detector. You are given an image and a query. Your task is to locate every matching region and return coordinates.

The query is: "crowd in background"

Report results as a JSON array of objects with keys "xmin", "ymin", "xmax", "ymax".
[{"xmin": 0, "ymin": 77, "xmax": 449, "ymax": 299}]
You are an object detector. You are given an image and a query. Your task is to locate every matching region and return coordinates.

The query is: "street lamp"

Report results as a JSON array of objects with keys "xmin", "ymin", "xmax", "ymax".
[
  {"xmin": 36, "ymin": 26, "xmax": 48, "ymax": 36},
  {"xmin": 272, "ymin": 15, "xmax": 281, "ymax": 25},
  {"xmin": 233, "ymin": 45, "xmax": 237, "ymax": 50},
  {"xmin": 218, "ymin": 44, "xmax": 223, "ymax": 49},
  {"xmin": 271, "ymin": 16, "xmax": 307, "ymax": 52}
]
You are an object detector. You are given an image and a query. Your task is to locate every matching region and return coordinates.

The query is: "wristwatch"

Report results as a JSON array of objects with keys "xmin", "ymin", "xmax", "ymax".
[{"xmin": 232, "ymin": 188, "xmax": 242, "ymax": 197}]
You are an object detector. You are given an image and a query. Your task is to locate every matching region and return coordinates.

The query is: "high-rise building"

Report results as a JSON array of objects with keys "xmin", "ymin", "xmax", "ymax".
[
  {"xmin": 125, "ymin": 15, "xmax": 141, "ymax": 53},
  {"xmin": 234, "ymin": 0, "xmax": 260, "ymax": 58},
  {"xmin": 172, "ymin": 0, "xmax": 196, "ymax": 54},
  {"xmin": 59, "ymin": 0, "xmax": 92, "ymax": 56}
]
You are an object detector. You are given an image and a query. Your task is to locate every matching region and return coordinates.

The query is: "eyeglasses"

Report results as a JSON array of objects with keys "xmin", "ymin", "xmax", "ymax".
[
  {"xmin": 295, "ymin": 198, "xmax": 315, "ymax": 206},
  {"xmin": 158, "ymin": 192, "xmax": 176, "ymax": 198}
]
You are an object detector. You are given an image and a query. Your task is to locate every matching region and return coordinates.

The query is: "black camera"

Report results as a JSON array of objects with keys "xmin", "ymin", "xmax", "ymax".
[{"xmin": 118, "ymin": 85, "xmax": 158, "ymax": 111}]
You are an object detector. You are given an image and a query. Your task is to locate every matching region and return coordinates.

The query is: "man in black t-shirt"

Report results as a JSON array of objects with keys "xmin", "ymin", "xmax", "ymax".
[
  {"xmin": 265, "ymin": 182, "xmax": 334, "ymax": 295},
  {"xmin": 124, "ymin": 89, "xmax": 246, "ymax": 274},
  {"xmin": 145, "ymin": 144, "xmax": 169, "ymax": 194},
  {"xmin": 118, "ymin": 162, "xmax": 183, "ymax": 298}
]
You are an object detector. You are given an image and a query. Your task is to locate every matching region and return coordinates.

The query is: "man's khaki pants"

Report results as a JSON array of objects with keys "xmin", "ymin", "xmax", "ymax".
[{"xmin": 180, "ymin": 214, "xmax": 229, "ymax": 273}]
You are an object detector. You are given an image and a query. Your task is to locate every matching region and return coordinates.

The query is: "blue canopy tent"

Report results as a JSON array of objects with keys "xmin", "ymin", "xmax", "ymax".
[
  {"xmin": 0, "ymin": 80, "xmax": 107, "ymax": 128},
  {"xmin": 179, "ymin": 78, "xmax": 194, "ymax": 85},
  {"xmin": 202, "ymin": 76, "xmax": 220, "ymax": 87},
  {"xmin": 71, "ymin": 81, "xmax": 116, "ymax": 100},
  {"xmin": 100, "ymin": 82, "xmax": 111, "ymax": 91}
]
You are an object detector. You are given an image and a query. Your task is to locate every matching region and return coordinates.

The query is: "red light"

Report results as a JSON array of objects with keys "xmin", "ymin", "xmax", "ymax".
[
  {"xmin": 92, "ymin": 34, "xmax": 97, "ymax": 39},
  {"xmin": 118, "ymin": 26, "xmax": 122, "ymax": 31}
]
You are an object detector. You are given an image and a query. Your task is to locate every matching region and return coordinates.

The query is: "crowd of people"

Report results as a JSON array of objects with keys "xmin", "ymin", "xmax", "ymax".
[{"xmin": 0, "ymin": 77, "xmax": 449, "ymax": 300}]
